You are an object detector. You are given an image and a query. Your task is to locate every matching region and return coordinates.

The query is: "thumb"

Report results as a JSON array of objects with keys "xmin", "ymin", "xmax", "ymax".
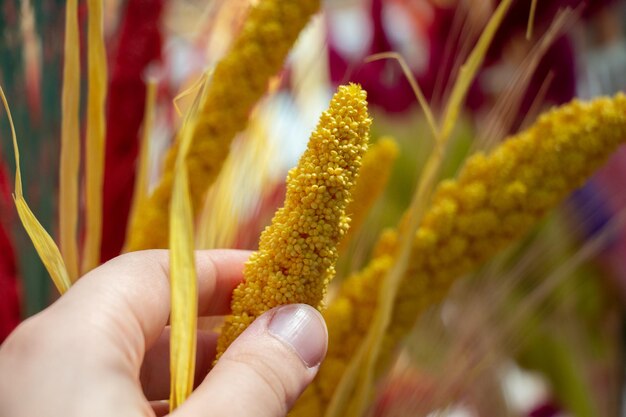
[{"xmin": 173, "ymin": 304, "xmax": 328, "ymax": 417}]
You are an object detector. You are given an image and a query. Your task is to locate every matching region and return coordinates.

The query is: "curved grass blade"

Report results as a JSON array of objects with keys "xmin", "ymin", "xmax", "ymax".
[
  {"xmin": 439, "ymin": 0, "xmax": 513, "ymax": 146},
  {"xmin": 0, "ymin": 86, "xmax": 71, "ymax": 294},
  {"xmin": 169, "ymin": 77, "xmax": 208, "ymax": 411},
  {"xmin": 365, "ymin": 52, "xmax": 438, "ymax": 140}
]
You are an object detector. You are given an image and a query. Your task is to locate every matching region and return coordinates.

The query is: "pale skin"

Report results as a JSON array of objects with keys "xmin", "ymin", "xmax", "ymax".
[{"xmin": 0, "ymin": 250, "xmax": 328, "ymax": 417}]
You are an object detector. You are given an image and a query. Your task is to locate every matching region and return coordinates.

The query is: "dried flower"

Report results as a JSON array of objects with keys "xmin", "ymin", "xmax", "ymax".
[
  {"xmin": 291, "ymin": 93, "xmax": 626, "ymax": 414},
  {"xmin": 126, "ymin": 0, "xmax": 321, "ymax": 251},
  {"xmin": 215, "ymin": 84, "xmax": 371, "ymax": 358},
  {"xmin": 341, "ymin": 136, "xmax": 398, "ymax": 250}
]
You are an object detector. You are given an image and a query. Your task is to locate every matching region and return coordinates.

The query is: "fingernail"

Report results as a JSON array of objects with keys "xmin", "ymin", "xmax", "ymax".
[{"xmin": 268, "ymin": 304, "xmax": 328, "ymax": 368}]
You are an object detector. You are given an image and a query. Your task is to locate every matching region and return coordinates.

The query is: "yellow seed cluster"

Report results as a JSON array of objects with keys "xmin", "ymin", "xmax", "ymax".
[
  {"xmin": 126, "ymin": 0, "xmax": 321, "ymax": 251},
  {"xmin": 341, "ymin": 137, "xmax": 399, "ymax": 250},
  {"xmin": 291, "ymin": 93, "xmax": 626, "ymax": 415},
  {"xmin": 215, "ymin": 84, "xmax": 371, "ymax": 357}
]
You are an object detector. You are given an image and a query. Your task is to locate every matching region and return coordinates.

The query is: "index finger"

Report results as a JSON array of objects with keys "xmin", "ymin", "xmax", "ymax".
[{"xmin": 48, "ymin": 249, "xmax": 250, "ymax": 361}]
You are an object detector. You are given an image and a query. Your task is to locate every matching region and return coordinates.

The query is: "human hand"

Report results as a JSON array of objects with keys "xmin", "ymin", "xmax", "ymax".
[{"xmin": 0, "ymin": 250, "xmax": 328, "ymax": 417}]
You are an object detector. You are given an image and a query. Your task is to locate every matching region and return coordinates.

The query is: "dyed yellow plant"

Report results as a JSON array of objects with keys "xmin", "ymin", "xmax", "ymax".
[
  {"xmin": 291, "ymin": 93, "xmax": 626, "ymax": 416},
  {"xmin": 59, "ymin": 0, "xmax": 80, "ymax": 282},
  {"xmin": 527, "ymin": 0, "xmax": 538, "ymax": 39},
  {"xmin": 0, "ymin": 87, "xmax": 71, "ymax": 294},
  {"xmin": 215, "ymin": 84, "xmax": 371, "ymax": 358},
  {"xmin": 320, "ymin": 4, "xmax": 516, "ymax": 413},
  {"xmin": 340, "ymin": 137, "xmax": 399, "ymax": 250},
  {"xmin": 126, "ymin": 79, "xmax": 157, "ymax": 240},
  {"xmin": 82, "ymin": 0, "xmax": 108, "ymax": 274},
  {"xmin": 169, "ymin": 104, "xmax": 200, "ymax": 411},
  {"xmin": 126, "ymin": 0, "xmax": 321, "ymax": 251}
]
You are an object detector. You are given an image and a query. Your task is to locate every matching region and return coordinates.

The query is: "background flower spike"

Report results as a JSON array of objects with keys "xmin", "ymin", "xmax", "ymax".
[
  {"xmin": 340, "ymin": 136, "xmax": 399, "ymax": 253},
  {"xmin": 291, "ymin": 92, "xmax": 626, "ymax": 416},
  {"xmin": 126, "ymin": 0, "xmax": 321, "ymax": 251}
]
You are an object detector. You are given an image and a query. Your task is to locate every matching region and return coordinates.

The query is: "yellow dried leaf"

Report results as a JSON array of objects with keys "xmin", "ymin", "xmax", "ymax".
[
  {"xmin": 82, "ymin": 0, "xmax": 108, "ymax": 274},
  {"xmin": 527, "ymin": 0, "xmax": 538, "ymax": 39},
  {"xmin": 169, "ymin": 163, "xmax": 197, "ymax": 410},
  {"xmin": 59, "ymin": 0, "xmax": 80, "ymax": 282},
  {"xmin": 126, "ymin": 79, "xmax": 157, "ymax": 240},
  {"xmin": 169, "ymin": 83, "xmax": 206, "ymax": 411},
  {"xmin": 0, "ymin": 86, "xmax": 71, "ymax": 295}
]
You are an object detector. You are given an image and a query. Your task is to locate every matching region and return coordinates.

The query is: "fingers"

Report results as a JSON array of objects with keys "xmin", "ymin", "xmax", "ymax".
[
  {"xmin": 173, "ymin": 304, "xmax": 328, "ymax": 417},
  {"xmin": 47, "ymin": 250, "xmax": 250, "ymax": 367},
  {"xmin": 140, "ymin": 328, "xmax": 218, "ymax": 401}
]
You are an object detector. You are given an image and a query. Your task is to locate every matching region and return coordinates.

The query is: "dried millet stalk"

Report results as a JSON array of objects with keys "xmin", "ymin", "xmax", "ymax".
[
  {"xmin": 340, "ymin": 136, "xmax": 399, "ymax": 251},
  {"xmin": 290, "ymin": 93, "xmax": 626, "ymax": 416},
  {"xmin": 215, "ymin": 84, "xmax": 371, "ymax": 359},
  {"xmin": 126, "ymin": 0, "xmax": 321, "ymax": 251}
]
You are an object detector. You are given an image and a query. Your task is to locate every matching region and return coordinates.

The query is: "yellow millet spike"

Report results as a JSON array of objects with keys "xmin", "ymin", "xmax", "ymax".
[
  {"xmin": 126, "ymin": 0, "xmax": 321, "ymax": 251},
  {"xmin": 215, "ymin": 84, "xmax": 371, "ymax": 358},
  {"xmin": 340, "ymin": 137, "xmax": 399, "ymax": 250},
  {"xmin": 291, "ymin": 93, "xmax": 626, "ymax": 415}
]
